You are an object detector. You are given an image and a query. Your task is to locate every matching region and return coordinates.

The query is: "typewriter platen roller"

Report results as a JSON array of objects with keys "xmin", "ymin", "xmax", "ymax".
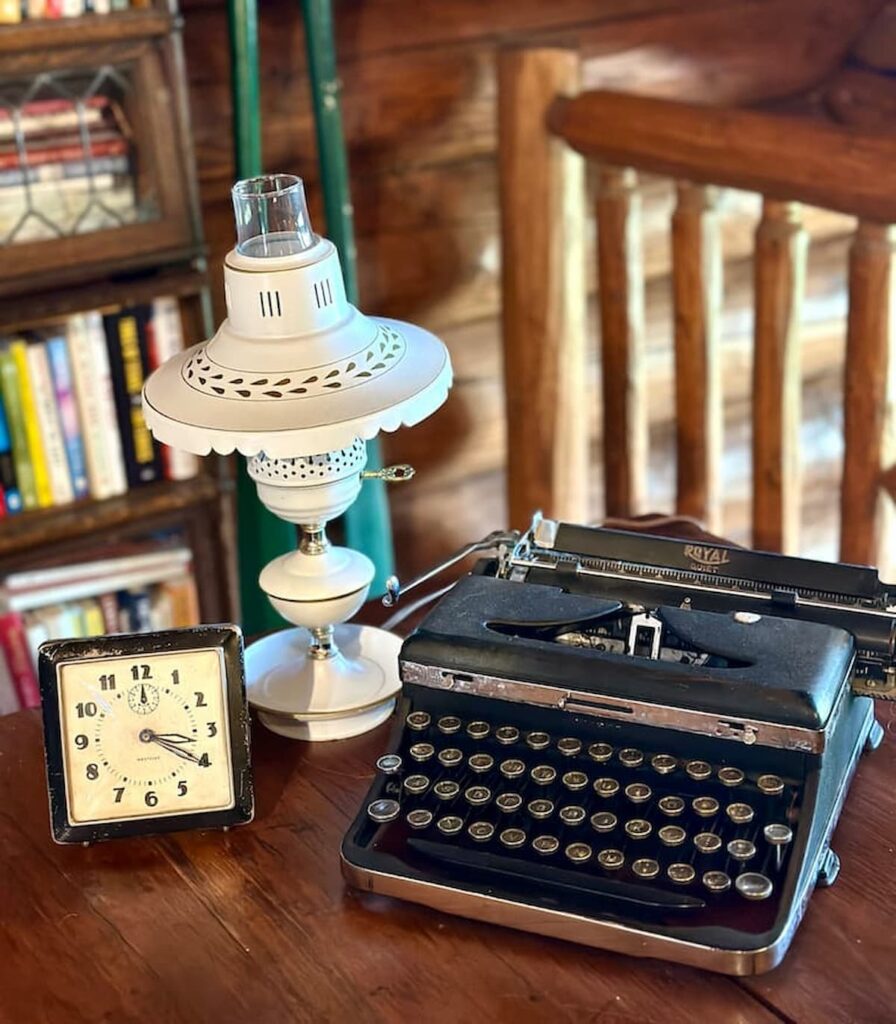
[{"xmin": 342, "ymin": 517, "xmax": 889, "ymax": 975}]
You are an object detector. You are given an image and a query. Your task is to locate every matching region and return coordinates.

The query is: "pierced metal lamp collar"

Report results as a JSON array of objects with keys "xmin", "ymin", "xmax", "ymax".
[{"xmin": 142, "ymin": 174, "xmax": 452, "ymax": 740}]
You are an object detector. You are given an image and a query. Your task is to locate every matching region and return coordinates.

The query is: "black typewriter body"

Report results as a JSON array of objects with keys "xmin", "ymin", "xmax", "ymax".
[{"xmin": 342, "ymin": 518, "xmax": 890, "ymax": 975}]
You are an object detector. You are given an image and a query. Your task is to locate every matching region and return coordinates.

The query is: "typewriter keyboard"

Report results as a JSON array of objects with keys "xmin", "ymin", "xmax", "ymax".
[{"xmin": 364, "ymin": 708, "xmax": 802, "ymax": 933}]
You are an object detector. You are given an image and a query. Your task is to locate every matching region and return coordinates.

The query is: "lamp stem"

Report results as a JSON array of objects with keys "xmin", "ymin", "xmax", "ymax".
[
  {"xmin": 299, "ymin": 523, "xmax": 330, "ymax": 555},
  {"xmin": 309, "ymin": 625, "xmax": 337, "ymax": 659}
]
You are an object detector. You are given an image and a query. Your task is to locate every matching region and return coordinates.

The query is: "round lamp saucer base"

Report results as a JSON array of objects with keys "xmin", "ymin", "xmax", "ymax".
[{"xmin": 244, "ymin": 624, "xmax": 401, "ymax": 741}]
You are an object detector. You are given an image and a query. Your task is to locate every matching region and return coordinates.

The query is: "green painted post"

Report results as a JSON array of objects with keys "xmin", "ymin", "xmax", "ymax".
[
  {"xmin": 227, "ymin": 0, "xmax": 296, "ymax": 634},
  {"xmin": 299, "ymin": 0, "xmax": 395, "ymax": 589}
]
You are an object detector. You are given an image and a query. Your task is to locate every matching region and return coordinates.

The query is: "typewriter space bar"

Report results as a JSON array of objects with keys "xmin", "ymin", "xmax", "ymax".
[{"xmin": 408, "ymin": 838, "xmax": 705, "ymax": 910}]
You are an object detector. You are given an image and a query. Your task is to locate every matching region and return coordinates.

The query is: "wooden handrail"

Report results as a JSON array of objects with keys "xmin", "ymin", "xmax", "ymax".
[{"xmin": 550, "ymin": 90, "xmax": 896, "ymax": 222}]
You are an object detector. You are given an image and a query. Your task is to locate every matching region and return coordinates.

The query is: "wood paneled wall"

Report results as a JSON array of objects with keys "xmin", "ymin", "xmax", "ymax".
[{"xmin": 181, "ymin": 0, "xmax": 877, "ymax": 580}]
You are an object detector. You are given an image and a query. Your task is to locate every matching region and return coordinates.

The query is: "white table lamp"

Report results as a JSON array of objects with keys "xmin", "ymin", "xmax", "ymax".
[{"xmin": 142, "ymin": 174, "xmax": 452, "ymax": 740}]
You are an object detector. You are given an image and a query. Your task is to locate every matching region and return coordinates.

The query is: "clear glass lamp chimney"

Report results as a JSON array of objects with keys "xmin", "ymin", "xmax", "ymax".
[{"xmin": 231, "ymin": 174, "xmax": 315, "ymax": 258}]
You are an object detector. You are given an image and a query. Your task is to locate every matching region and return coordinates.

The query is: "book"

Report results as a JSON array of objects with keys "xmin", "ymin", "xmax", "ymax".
[
  {"xmin": 0, "ymin": 346, "xmax": 37, "ymax": 510},
  {"xmin": 148, "ymin": 297, "xmax": 199, "ymax": 481},
  {"xmin": 0, "ymin": 392, "xmax": 21, "ymax": 514},
  {"xmin": 9, "ymin": 340, "xmax": 52, "ymax": 507},
  {"xmin": 62, "ymin": 0, "xmax": 84, "ymax": 14},
  {"xmin": 5, "ymin": 545, "xmax": 191, "ymax": 592},
  {"xmin": 0, "ymin": 134, "xmax": 128, "ymax": 171},
  {"xmin": 0, "ymin": 97, "xmax": 107, "ymax": 143},
  {"xmin": 26, "ymin": 0, "xmax": 47, "ymax": 16},
  {"xmin": 163, "ymin": 575, "xmax": 200, "ymax": 628},
  {"xmin": 26, "ymin": 341, "xmax": 74, "ymax": 506},
  {"xmin": 0, "ymin": 154, "xmax": 129, "ymax": 188},
  {"xmin": 44, "ymin": 0, "xmax": 63, "ymax": 17},
  {"xmin": 104, "ymin": 307, "xmax": 161, "ymax": 487},
  {"xmin": 97, "ymin": 591, "xmax": 119, "ymax": 633},
  {"xmin": 0, "ymin": 645, "xmax": 20, "ymax": 715},
  {"xmin": 0, "ymin": 610, "xmax": 39, "ymax": 708},
  {"xmin": 66, "ymin": 311, "xmax": 127, "ymax": 499},
  {"xmin": 0, "ymin": 0, "xmax": 21, "ymax": 21},
  {"xmin": 80, "ymin": 598, "xmax": 105, "ymax": 637},
  {"xmin": 46, "ymin": 334, "xmax": 89, "ymax": 499}
]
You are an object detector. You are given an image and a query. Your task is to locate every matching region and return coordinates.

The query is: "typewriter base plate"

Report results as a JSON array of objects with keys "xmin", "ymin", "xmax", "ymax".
[{"xmin": 246, "ymin": 625, "xmax": 400, "ymax": 740}]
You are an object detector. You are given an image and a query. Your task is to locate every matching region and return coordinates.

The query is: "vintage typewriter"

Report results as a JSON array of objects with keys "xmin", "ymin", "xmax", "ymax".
[{"xmin": 342, "ymin": 516, "xmax": 893, "ymax": 974}]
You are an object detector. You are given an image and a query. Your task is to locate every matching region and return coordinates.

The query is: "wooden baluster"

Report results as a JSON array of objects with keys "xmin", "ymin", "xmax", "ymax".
[
  {"xmin": 597, "ymin": 166, "xmax": 647, "ymax": 517},
  {"xmin": 498, "ymin": 47, "xmax": 588, "ymax": 527},
  {"xmin": 752, "ymin": 199, "xmax": 807, "ymax": 553},
  {"xmin": 841, "ymin": 221, "xmax": 896, "ymax": 574},
  {"xmin": 672, "ymin": 182, "xmax": 723, "ymax": 532}
]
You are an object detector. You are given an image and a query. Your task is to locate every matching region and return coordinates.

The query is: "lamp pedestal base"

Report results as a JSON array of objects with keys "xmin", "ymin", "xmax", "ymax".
[{"xmin": 244, "ymin": 624, "xmax": 401, "ymax": 741}]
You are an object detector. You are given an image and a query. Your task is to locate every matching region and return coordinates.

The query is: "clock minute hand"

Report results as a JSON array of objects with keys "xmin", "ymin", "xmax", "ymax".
[
  {"xmin": 139, "ymin": 729, "xmax": 202, "ymax": 764},
  {"xmin": 152, "ymin": 732, "xmax": 196, "ymax": 745}
]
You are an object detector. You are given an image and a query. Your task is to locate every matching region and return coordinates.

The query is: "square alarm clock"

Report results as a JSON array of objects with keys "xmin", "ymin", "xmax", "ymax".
[{"xmin": 39, "ymin": 625, "xmax": 254, "ymax": 844}]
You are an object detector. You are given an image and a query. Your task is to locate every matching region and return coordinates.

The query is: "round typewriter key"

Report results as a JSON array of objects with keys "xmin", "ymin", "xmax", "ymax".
[
  {"xmin": 368, "ymin": 799, "xmax": 401, "ymax": 823},
  {"xmin": 727, "ymin": 839, "xmax": 756, "ymax": 862},
  {"xmin": 468, "ymin": 752, "xmax": 494, "ymax": 773},
  {"xmin": 409, "ymin": 742, "xmax": 435, "ymax": 762},
  {"xmin": 500, "ymin": 758, "xmax": 526, "ymax": 780},
  {"xmin": 658, "ymin": 795, "xmax": 685, "ymax": 817},
  {"xmin": 625, "ymin": 782, "xmax": 652, "ymax": 804},
  {"xmin": 726, "ymin": 802, "xmax": 754, "ymax": 825},
  {"xmin": 632, "ymin": 858, "xmax": 660, "ymax": 879},
  {"xmin": 593, "ymin": 777, "xmax": 620, "ymax": 799},
  {"xmin": 692, "ymin": 796, "xmax": 720, "ymax": 818},
  {"xmin": 437, "ymin": 815, "xmax": 464, "ymax": 836},
  {"xmin": 437, "ymin": 715, "xmax": 462, "ymax": 734},
  {"xmin": 590, "ymin": 811, "xmax": 618, "ymax": 833},
  {"xmin": 758, "ymin": 773, "xmax": 785, "ymax": 796},
  {"xmin": 686, "ymin": 759, "xmax": 712, "ymax": 781},
  {"xmin": 703, "ymin": 870, "xmax": 731, "ymax": 893},
  {"xmin": 527, "ymin": 798, "xmax": 554, "ymax": 819},
  {"xmin": 406, "ymin": 711, "xmax": 431, "ymax": 731},
  {"xmin": 496, "ymin": 792, "xmax": 523, "ymax": 813},
  {"xmin": 764, "ymin": 823, "xmax": 793, "ymax": 870},
  {"xmin": 625, "ymin": 818, "xmax": 652, "ymax": 840},
  {"xmin": 500, "ymin": 827, "xmax": 527, "ymax": 849},
  {"xmin": 434, "ymin": 780, "xmax": 460, "ymax": 801},
  {"xmin": 735, "ymin": 872, "xmax": 773, "ymax": 901},
  {"xmin": 526, "ymin": 731, "xmax": 551, "ymax": 751},
  {"xmin": 598, "ymin": 848, "xmax": 625, "ymax": 870},
  {"xmin": 565, "ymin": 841, "xmax": 592, "ymax": 864},
  {"xmin": 557, "ymin": 737, "xmax": 582, "ymax": 757},
  {"xmin": 531, "ymin": 764, "xmax": 557, "ymax": 785},
  {"xmin": 651, "ymin": 753, "xmax": 677, "ymax": 775},
  {"xmin": 375, "ymin": 754, "xmax": 402, "ymax": 774},
  {"xmin": 467, "ymin": 720, "xmax": 490, "ymax": 740},
  {"xmin": 658, "ymin": 824, "xmax": 687, "ymax": 847},
  {"xmin": 533, "ymin": 835, "xmax": 560, "ymax": 856},
  {"xmin": 438, "ymin": 747, "xmax": 463, "ymax": 768},
  {"xmin": 495, "ymin": 725, "xmax": 520, "ymax": 745},
  {"xmin": 694, "ymin": 832, "xmax": 723, "ymax": 854},
  {"xmin": 559, "ymin": 805, "xmax": 586, "ymax": 826},
  {"xmin": 404, "ymin": 774, "xmax": 430, "ymax": 795},
  {"xmin": 668, "ymin": 863, "xmax": 696, "ymax": 885},
  {"xmin": 562, "ymin": 771, "xmax": 589, "ymax": 792},
  {"xmin": 468, "ymin": 821, "xmax": 495, "ymax": 842},
  {"xmin": 718, "ymin": 766, "xmax": 745, "ymax": 787},
  {"xmin": 588, "ymin": 742, "xmax": 613, "ymax": 763},
  {"xmin": 407, "ymin": 808, "xmax": 433, "ymax": 829},
  {"xmin": 465, "ymin": 785, "xmax": 492, "ymax": 806},
  {"xmin": 619, "ymin": 748, "xmax": 644, "ymax": 768}
]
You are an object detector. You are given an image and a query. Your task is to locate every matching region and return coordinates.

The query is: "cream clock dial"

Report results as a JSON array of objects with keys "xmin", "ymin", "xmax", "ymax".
[
  {"xmin": 59, "ymin": 649, "xmax": 233, "ymax": 824},
  {"xmin": 40, "ymin": 626, "xmax": 253, "ymax": 844}
]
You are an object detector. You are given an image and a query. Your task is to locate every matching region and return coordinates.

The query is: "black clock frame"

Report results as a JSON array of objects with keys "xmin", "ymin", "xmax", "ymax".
[{"xmin": 39, "ymin": 624, "xmax": 254, "ymax": 844}]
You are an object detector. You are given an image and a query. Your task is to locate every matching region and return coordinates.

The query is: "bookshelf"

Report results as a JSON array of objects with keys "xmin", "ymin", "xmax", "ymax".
[{"xmin": 0, "ymin": 0, "xmax": 238, "ymax": 649}]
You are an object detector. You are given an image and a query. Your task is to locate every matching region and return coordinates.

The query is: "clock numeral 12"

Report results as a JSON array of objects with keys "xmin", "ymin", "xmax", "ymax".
[{"xmin": 132, "ymin": 664, "xmax": 152, "ymax": 680}]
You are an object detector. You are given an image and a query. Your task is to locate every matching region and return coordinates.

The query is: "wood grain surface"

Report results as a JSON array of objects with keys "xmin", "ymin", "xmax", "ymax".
[{"xmin": 1, "ymin": 696, "xmax": 894, "ymax": 1023}]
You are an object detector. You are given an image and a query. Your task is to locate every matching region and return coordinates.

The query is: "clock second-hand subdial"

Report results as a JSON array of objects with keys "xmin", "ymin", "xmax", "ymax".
[{"xmin": 139, "ymin": 728, "xmax": 202, "ymax": 764}]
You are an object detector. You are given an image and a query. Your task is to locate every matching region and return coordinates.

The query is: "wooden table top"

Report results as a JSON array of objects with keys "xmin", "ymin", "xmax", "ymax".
[{"xmin": 2, "ymin": 702, "xmax": 895, "ymax": 1024}]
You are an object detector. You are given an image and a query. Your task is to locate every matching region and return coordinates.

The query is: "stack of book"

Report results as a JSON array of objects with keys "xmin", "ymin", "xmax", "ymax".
[
  {"xmin": 0, "ymin": 1, "xmax": 146, "ymax": 21},
  {"xmin": 0, "ymin": 94, "xmax": 137, "ymax": 243},
  {"xmin": 0, "ymin": 296, "xmax": 198, "ymax": 515},
  {"xmin": 0, "ymin": 539, "xmax": 200, "ymax": 714}
]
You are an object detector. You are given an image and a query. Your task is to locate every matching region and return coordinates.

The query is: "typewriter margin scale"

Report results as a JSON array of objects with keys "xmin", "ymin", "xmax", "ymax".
[{"xmin": 341, "ymin": 515, "xmax": 891, "ymax": 975}]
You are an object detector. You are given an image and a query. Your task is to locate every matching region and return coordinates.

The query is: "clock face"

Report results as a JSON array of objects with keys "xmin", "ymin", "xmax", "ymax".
[{"xmin": 56, "ymin": 648, "xmax": 235, "ymax": 825}]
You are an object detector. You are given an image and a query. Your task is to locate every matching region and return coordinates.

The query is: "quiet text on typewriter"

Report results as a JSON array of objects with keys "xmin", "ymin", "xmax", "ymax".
[{"xmin": 342, "ymin": 516, "xmax": 894, "ymax": 974}]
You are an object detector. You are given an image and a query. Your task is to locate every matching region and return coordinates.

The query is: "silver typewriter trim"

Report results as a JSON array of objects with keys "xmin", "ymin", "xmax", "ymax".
[
  {"xmin": 400, "ymin": 661, "xmax": 854, "ymax": 754},
  {"xmin": 342, "ymin": 695, "xmax": 875, "ymax": 975}
]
